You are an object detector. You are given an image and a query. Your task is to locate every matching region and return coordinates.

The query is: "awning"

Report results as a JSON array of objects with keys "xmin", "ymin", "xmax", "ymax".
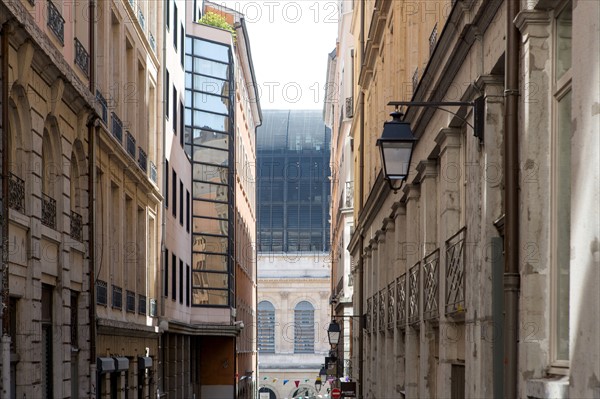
[
  {"xmin": 114, "ymin": 357, "xmax": 129, "ymax": 372},
  {"xmin": 97, "ymin": 357, "xmax": 115, "ymax": 373},
  {"xmin": 138, "ymin": 356, "xmax": 152, "ymax": 369}
]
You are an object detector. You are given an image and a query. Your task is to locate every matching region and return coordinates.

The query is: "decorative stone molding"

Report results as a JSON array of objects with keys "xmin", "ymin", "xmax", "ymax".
[
  {"xmin": 515, "ymin": 9, "xmax": 551, "ymax": 41},
  {"xmin": 375, "ymin": 229, "xmax": 385, "ymax": 244},
  {"xmin": 434, "ymin": 128, "xmax": 462, "ymax": 154},
  {"xmin": 383, "ymin": 217, "xmax": 395, "ymax": 232},
  {"xmin": 416, "ymin": 160, "xmax": 438, "ymax": 184}
]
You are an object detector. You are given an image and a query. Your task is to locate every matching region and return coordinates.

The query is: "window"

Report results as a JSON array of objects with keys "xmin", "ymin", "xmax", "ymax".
[
  {"xmin": 166, "ymin": 0, "xmax": 170, "ymax": 30},
  {"xmin": 165, "ymin": 70, "xmax": 170, "ymax": 119},
  {"xmin": 258, "ymin": 301, "xmax": 275, "ymax": 353},
  {"xmin": 41, "ymin": 285, "xmax": 54, "ymax": 398},
  {"xmin": 180, "ymin": 100, "xmax": 184, "ymax": 147},
  {"xmin": 552, "ymin": 0, "xmax": 572, "ymax": 366},
  {"xmin": 164, "ymin": 249, "xmax": 169, "ymax": 297},
  {"xmin": 186, "ymin": 190, "xmax": 190, "ymax": 232},
  {"xmin": 172, "ymin": 253, "xmax": 177, "ymax": 300},
  {"xmin": 179, "ymin": 260, "xmax": 184, "ymax": 304},
  {"xmin": 294, "ymin": 301, "xmax": 314, "ymax": 353},
  {"xmin": 165, "ymin": 160, "xmax": 169, "ymax": 208},
  {"xmin": 173, "ymin": 87, "xmax": 177, "ymax": 132},
  {"xmin": 180, "ymin": 25, "xmax": 185, "ymax": 66},
  {"xmin": 172, "ymin": 170, "xmax": 177, "ymax": 217},
  {"xmin": 173, "ymin": 5, "xmax": 178, "ymax": 49},
  {"xmin": 179, "ymin": 180, "xmax": 184, "ymax": 225},
  {"xmin": 186, "ymin": 265, "xmax": 191, "ymax": 306}
]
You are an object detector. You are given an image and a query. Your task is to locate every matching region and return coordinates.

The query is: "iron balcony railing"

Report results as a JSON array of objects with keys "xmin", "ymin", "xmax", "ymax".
[
  {"xmin": 149, "ymin": 32, "xmax": 156, "ymax": 52},
  {"xmin": 372, "ymin": 294, "xmax": 379, "ymax": 333},
  {"xmin": 137, "ymin": 7, "xmax": 145, "ymax": 30},
  {"xmin": 335, "ymin": 277, "xmax": 344, "ymax": 299},
  {"xmin": 96, "ymin": 91, "xmax": 108, "ymax": 124},
  {"xmin": 379, "ymin": 289, "xmax": 386, "ymax": 332},
  {"xmin": 70, "ymin": 210, "xmax": 83, "ymax": 242},
  {"xmin": 112, "ymin": 285, "xmax": 122, "ymax": 309},
  {"xmin": 408, "ymin": 262, "xmax": 420, "ymax": 326},
  {"xmin": 445, "ymin": 227, "xmax": 466, "ymax": 316},
  {"xmin": 397, "ymin": 274, "xmax": 406, "ymax": 328},
  {"xmin": 149, "ymin": 298, "xmax": 157, "ymax": 317},
  {"xmin": 365, "ymin": 297, "xmax": 372, "ymax": 334},
  {"xmin": 423, "ymin": 249, "xmax": 440, "ymax": 321},
  {"xmin": 126, "ymin": 131, "xmax": 136, "ymax": 157},
  {"xmin": 138, "ymin": 294, "xmax": 147, "ymax": 315},
  {"xmin": 41, "ymin": 193, "xmax": 56, "ymax": 229},
  {"xmin": 96, "ymin": 280, "xmax": 107, "ymax": 305},
  {"xmin": 8, "ymin": 172, "xmax": 25, "ymax": 213},
  {"xmin": 126, "ymin": 290, "xmax": 136, "ymax": 313},
  {"xmin": 412, "ymin": 67, "xmax": 419, "ymax": 94},
  {"xmin": 111, "ymin": 112, "xmax": 123, "ymax": 143},
  {"xmin": 74, "ymin": 38, "xmax": 89, "ymax": 77},
  {"xmin": 138, "ymin": 147, "xmax": 147, "ymax": 172},
  {"xmin": 429, "ymin": 23, "xmax": 438, "ymax": 56},
  {"xmin": 149, "ymin": 161, "xmax": 157, "ymax": 183},
  {"xmin": 47, "ymin": 0, "xmax": 65, "ymax": 45},
  {"xmin": 345, "ymin": 181, "xmax": 354, "ymax": 208},
  {"xmin": 345, "ymin": 97, "xmax": 354, "ymax": 118},
  {"xmin": 387, "ymin": 281, "xmax": 395, "ymax": 330}
]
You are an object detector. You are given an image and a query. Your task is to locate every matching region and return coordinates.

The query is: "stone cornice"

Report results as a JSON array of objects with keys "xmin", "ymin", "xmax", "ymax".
[{"xmin": 515, "ymin": 9, "xmax": 551, "ymax": 40}]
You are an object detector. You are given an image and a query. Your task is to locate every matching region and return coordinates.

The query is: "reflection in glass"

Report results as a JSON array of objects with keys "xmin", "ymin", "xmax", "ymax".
[
  {"xmin": 193, "ymin": 288, "xmax": 228, "ymax": 306},
  {"xmin": 193, "ymin": 234, "xmax": 228, "ymax": 253},
  {"xmin": 193, "ymin": 110, "xmax": 229, "ymax": 132},
  {"xmin": 192, "ymin": 252, "xmax": 228, "ymax": 272},
  {"xmin": 192, "ymin": 199, "xmax": 226, "ymax": 219},
  {"xmin": 193, "ymin": 38, "xmax": 229, "ymax": 63},
  {"xmin": 192, "ymin": 75, "xmax": 230, "ymax": 97},
  {"xmin": 193, "ymin": 164, "xmax": 228, "ymax": 183},
  {"xmin": 192, "ymin": 130, "xmax": 228, "ymax": 149},
  {"xmin": 193, "ymin": 216, "xmax": 228, "ymax": 235},
  {"xmin": 194, "ymin": 92, "xmax": 229, "ymax": 115},
  {"xmin": 193, "ymin": 271, "xmax": 228, "ymax": 289},
  {"xmin": 194, "ymin": 58, "xmax": 229, "ymax": 80},
  {"xmin": 192, "ymin": 146, "xmax": 228, "ymax": 165},
  {"xmin": 555, "ymin": 4, "xmax": 572, "ymax": 81},
  {"xmin": 193, "ymin": 183, "xmax": 228, "ymax": 202}
]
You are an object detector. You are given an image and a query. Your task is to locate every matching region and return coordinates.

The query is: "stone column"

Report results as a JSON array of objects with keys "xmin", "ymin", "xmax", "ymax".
[
  {"xmin": 383, "ymin": 217, "xmax": 396, "ymax": 398},
  {"xmin": 393, "ymin": 203, "xmax": 407, "ymax": 395},
  {"xmin": 363, "ymin": 246, "xmax": 372, "ymax": 396}
]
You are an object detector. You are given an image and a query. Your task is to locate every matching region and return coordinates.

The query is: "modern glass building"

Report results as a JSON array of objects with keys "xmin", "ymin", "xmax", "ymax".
[
  {"xmin": 257, "ymin": 110, "xmax": 331, "ymax": 253},
  {"xmin": 184, "ymin": 35, "xmax": 235, "ymax": 306}
]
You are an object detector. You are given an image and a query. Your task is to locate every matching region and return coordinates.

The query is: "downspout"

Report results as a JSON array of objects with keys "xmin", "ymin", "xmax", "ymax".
[
  {"xmin": 358, "ymin": 2, "xmax": 365, "ymax": 399},
  {"xmin": 88, "ymin": 0, "xmax": 97, "ymax": 367},
  {"xmin": 1, "ymin": 20, "xmax": 13, "ymax": 399},
  {"xmin": 503, "ymin": 0, "xmax": 521, "ymax": 397}
]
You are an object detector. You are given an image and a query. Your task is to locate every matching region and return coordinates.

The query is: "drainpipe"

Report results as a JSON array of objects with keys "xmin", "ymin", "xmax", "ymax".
[
  {"xmin": 1, "ymin": 20, "xmax": 13, "ymax": 399},
  {"xmin": 503, "ymin": 0, "xmax": 521, "ymax": 397},
  {"xmin": 357, "ymin": 1, "xmax": 365, "ymax": 398},
  {"xmin": 88, "ymin": 0, "xmax": 97, "ymax": 368}
]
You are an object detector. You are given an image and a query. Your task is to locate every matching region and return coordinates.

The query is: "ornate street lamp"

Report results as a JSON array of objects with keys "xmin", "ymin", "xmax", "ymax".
[
  {"xmin": 376, "ymin": 110, "xmax": 417, "ymax": 192},
  {"xmin": 327, "ymin": 319, "xmax": 341, "ymax": 347}
]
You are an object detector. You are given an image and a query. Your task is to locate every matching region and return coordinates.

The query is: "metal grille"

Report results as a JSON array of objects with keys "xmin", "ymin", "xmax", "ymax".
[
  {"xmin": 8, "ymin": 172, "xmax": 25, "ymax": 213},
  {"xmin": 96, "ymin": 280, "xmax": 107, "ymax": 305},
  {"xmin": 412, "ymin": 67, "xmax": 419, "ymax": 93},
  {"xmin": 149, "ymin": 33, "xmax": 156, "ymax": 52},
  {"xmin": 258, "ymin": 302, "xmax": 275, "ymax": 353},
  {"xmin": 294, "ymin": 301, "xmax": 314, "ymax": 353},
  {"xmin": 345, "ymin": 97, "xmax": 354, "ymax": 118},
  {"xmin": 429, "ymin": 23, "xmax": 438, "ymax": 56},
  {"xmin": 70, "ymin": 292, "xmax": 78, "ymax": 346},
  {"xmin": 345, "ymin": 181, "xmax": 354, "ymax": 208},
  {"xmin": 373, "ymin": 294, "xmax": 379, "ymax": 333},
  {"xmin": 111, "ymin": 112, "xmax": 123, "ymax": 143},
  {"xmin": 150, "ymin": 161, "xmax": 157, "ymax": 183},
  {"xmin": 138, "ymin": 294, "xmax": 147, "ymax": 315},
  {"xmin": 379, "ymin": 290, "xmax": 386, "ymax": 331},
  {"xmin": 423, "ymin": 249, "xmax": 440, "ymax": 320},
  {"xmin": 445, "ymin": 227, "xmax": 466, "ymax": 315},
  {"xmin": 41, "ymin": 193, "xmax": 56, "ymax": 229},
  {"xmin": 366, "ymin": 297, "xmax": 372, "ymax": 334},
  {"xmin": 126, "ymin": 290, "xmax": 136, "ymax": 313},
  {"xmin": 408, "ymin": 262, "xmax": 420, "ymax": 325},
  {"xmin": 74, "ymin": 38, "xmax": 89, "ymax": 76},
  {"xmin": 47, "ymin": 0, "xmax": 64, "ymax": 44},
  {"xmin": 396, "ymin": 274, "xmax": 406, "ymax": 328},
  {"xmin": 387, "ymin": 281, "xmax": 395, "ymax": 329},
  {"xmin": 137, "ymin": 7, "xmax": 145, "ymax": 30},
  {"xmin": 70, "ymin": 210, "xmax": 83, "ymax": 242},
  {"xmin": 112, "ymin": 285, "xmax": 122, "ymax": 309},
  {"xmin": 138, "ymin": 148, "xmax": 147, "ymax": 172},
  {"xmin": 126, "ymin": 131, "xmax": 136, "ymax": 157}
]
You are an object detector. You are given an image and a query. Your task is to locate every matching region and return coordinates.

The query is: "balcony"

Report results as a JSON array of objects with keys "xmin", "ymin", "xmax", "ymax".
[
  {"xmin": 149, "ymin": 161, "xmax": 157, "ymax": 183},
  {"xmin": 345, "ymin": 97, "xmax": 354, "ymax": 118},
  {"xmin": 126, "ymin": 131, "xmax": 136, "ymax": 158},
  {"xmin": 412, "ymin": 67, "xmax": 419, "ymax": 94},
  {"xmin": 429, "ymin": 23, "xmax": 438, "ymax": 56},
  {"xmin": 345, "ymin": 181, "xmax": 354, "ymax": 208},
  {"xmin": 149, "ymin": 32, "xmax": 156, "ymax": 52},
  {"xmin": 8, "ymin": 172, "xmax": 25, "ymax": 213},
  {"xmin": 41, "ymin": 193, "xmax": 56, "ymax": 229},
  {"xmin": 111, "ymin": 112, "xmax": 123, "ymax": 143},
  {"xmin": 70, "ymin": 210, "xmax": 83, "ymax": 242},
  {"xmin": 387, "ymin": 281, "xmax": 395, "ymax": 330},
  {"xmin": 365, "ymin": 297, "xmax": 372, "ymax": 334},
  {"xmin": 149, "ymin": 298, "xmax": 157, "ymax": 317},
  {"xmin": 137, "ymin": 7, "xmax": 145, "ymax": 31},
  {"xmin": 96, "ymin": 91, "xmax": 108, "ymax": 124},
  {"xmin": 445, "ymin": 227, "xmax": 466, "ymax": 316},
  {"xmin": 138, "ymin": 147, "xmax": 147, "ymax": 172},
  {"xmin": 74, "ymin": 38, "xmax": 89, "ymax": 77},
  {"xmin": 372, "ymin": 294, "xmax": 378, "ymax": 334},
  {"xmin": 396, "ymin": 274, "xmax": 406, "ymax": 328},
  {"xmin": 423, "ymin": 249, "xmax": 440, "ymax": 321},
  {"xmin": 408, "ymin": 262, "xmax": 420, "ymax": 326},
  {"xmin": 47, "ymin": 0, "xmax": 65, "ymax": 45},
  {"xmin": 378, "ymin": 289, "xmax": 386, "ymax": 332}
]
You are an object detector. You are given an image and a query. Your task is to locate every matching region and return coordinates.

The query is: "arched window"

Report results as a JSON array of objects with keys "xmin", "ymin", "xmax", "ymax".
[
  {"xmin": 257, "ymin": 301, "xmax": 275, "ymax": 353},
  {"xmin": 294, "ymin": 301, "xmax": 314, "ymax": 353},
  {"xmin": 41, "ymin": 128, "xmax": 59, "ymax": 229}
]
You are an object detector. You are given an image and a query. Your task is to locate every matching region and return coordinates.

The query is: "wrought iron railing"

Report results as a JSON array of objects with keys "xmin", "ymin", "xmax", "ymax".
[
  {"xmin": 74, "ymin": 38, "xmax": 89, "ymax": 77},
  {"xmin": 345, "ymin": 97, "xmax": 354, "ymax": 118},
  {"xmin": 47, "ymin": 0, "xmax": 65, "ymax": 45},
  {"xmin": 445, "ymin": 227, "xmax": 466, "ymax": 315},
  {"xmin": 112, "ymin": 285, "xmax": 122, "ymax": 309},
  {"xmin": 387, "ymin": 281, "xmax": 395, "ymax": 329},
  {"xmin": 70, "ymin": 210, "xmax": 83, "ymax": 242},
  {"xmin": 423, "ymin": 249, "xmax": 440, "ymax": 320},
  {"xmin": 429, "ymin": 23, "xmax": 438, "ymax": 56},
  {"xmin": 149, "ymin": 32, "xmax": 156, "ymax": 52},
  {"xmin": 111, "ymin": 112, "xmax": 123, "ymax": 143},
  {"xmin": 366, "ymin": 297, "xmax": 372, "ymax": 334},
  {"xmin": 408, "ymin": 262, "xmax": 420, "ymax": 326},
  {"xmin": 379, "ymin": 289, "xmax": 386, "ymax": 332},
  {"xmin": 137, "ymin": 7, "xmax": 145, "ymax": 30},
  {"xmin": 149, "ymin": 161, "xmax": 157, "ymax": 183},
  {"xmin": 138, "ymin": 294, "xmax": 147, "ymax": 315},
  {"xmin": 96, "ymin": 91, "xmax": 108, "ymax": 124},
  {"xmin": 412, "ymin": 67, "xmax": 419, "ymax": 94},
  {"xmin": 96, "ymin": 280, "xmax": 107, "ymax": 305},
  {"xmin": 126, "ymin": 290, "xmax": 136, "ymax": 313},
  {"xmin": 396, "ymin": 274, "xmax": 406, "ymax": 328},
  {"xmin": 126, "ymin": 131, "xmax": 136, "ymax": 157},
  {"xmin": 372, "ymin": 294, "xmax": 379, "ymax": 333},
  {"xmin": 345, "ymin": 181, "xmax": 354, "ymax": 208},
  {"xmin": 8, "ymin": 172, "xmax": 25, "ymax": 213},
  {"xmin": 138, "ymin": 147, "xmax": 147, "ymax": 172},
  {"xmin": 41, "ymin": 193, "xmax": 56, "ymax": 229}
]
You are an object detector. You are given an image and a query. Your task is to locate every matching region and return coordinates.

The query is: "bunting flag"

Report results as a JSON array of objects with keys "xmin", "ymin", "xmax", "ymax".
[
  {"xmin": 240, "ymin": 376, "xmax": 247, "ymax": 381},
  {"xmin": 304, "ymin": 378, "xmax": 309, "ymax": 382},
  {"xmin": 294, "ymin": 380, "xmax": 300, "ymax": 387},
  {"xmin": 283, "ymin": 379, "xmax": 289, "ymax": 385},
  {"xmin": 263, "ymin": 376, "xmax": 268, "ymax": 381},
  {"xmin": 272, "ymin": 378, "xmax": 278, "ymax": 383}
]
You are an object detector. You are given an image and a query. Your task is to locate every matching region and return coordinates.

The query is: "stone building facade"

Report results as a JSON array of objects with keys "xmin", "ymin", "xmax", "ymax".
[{"xmin": 339, "ymin": 0, "xmax": 599, "ymax": 398}]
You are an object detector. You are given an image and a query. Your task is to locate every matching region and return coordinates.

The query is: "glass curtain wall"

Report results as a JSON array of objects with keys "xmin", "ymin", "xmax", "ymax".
[{"xmin": 184, "ymin": 36, "xmax": 235, "ymax": 306}]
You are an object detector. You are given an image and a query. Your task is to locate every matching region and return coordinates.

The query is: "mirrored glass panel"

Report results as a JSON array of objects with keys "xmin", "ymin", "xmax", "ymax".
[
  {"xmin": 193, "ymin": 110, "xmax": 229, "ymax": 132},
  {"xmin": 194, "ymin": 92, "xmax": 229, "ymax": 115},
  {"xmin": 192, "ymin": 129, "xmax": 228, "ymax": 149},
  {"xmin": 193, "ymin": 216, "xmax": 228, "ymax": 236},
  {"xmin": 192, "ymin": 146, "xmax": 228, "ymax": 165},
  {"xmin": 193, "ymin": 75, "xmax": 230, "ymax": 97},
  {"xmin": 193, "ymin": 164, "xmax": 228, "ymax": 183},
  {"xmin": 192, "ymin": 199, "xmax": 227, "ymax": 219},
  {"xmin": 193, "ymin": 234, "xmax": 228, "ymax": 253},
  {"xmin": 193, "ymin": 38, "xmax": 229, "ymax": 63},
  {"xmin": 192, "ymin": 288, "xmax": 228, "ymax": 306},
  {"xmin": 192, "ymin": 271, "xmax": 228, "ymax": 289},
  {"xmin": 192, "ymin": 253, "xmax": 228, "ymax": 272},
  {"xmin": 193, "ymin": 182, "xmax": 228, "ymax": 202},
  {"xmin": 193, "ymin": 58, "xmax": 228, "ymax": 80}
]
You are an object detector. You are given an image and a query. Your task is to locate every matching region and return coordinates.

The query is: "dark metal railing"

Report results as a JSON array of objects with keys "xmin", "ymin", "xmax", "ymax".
[
  {"xmin": 47, "ymin": 0, "xmax": 65, "ymax": 45},
  {"xmin": 96, "ymin": 91, "xmax": 108, "ymax": 124},
  {"xmin": 126, "ymin": 290, "xmax": 136, "ymax": 313},
  {"xmin": 397, "ymin": 274, "xmax": 406, "ymax": 328},
  {"xmin": 111, "ymin": 112, "xmax": 123, "ymax": 143},
  {"xmin": 138, "ymin": 294, "xmax": 147, "ymax": 315},
  {"xmin": 345, "ymin": 97, "xmax": 354, "ymax": 118},
  {"xmin": 112, "ymin": 285, "xmax": 122, "ymax": 309},
  {"xmin": 372, "ymin": 294, "xmax": 379, "ymax": 333},
  {"xmin": 445, "ymin": 227, "xmax": 466, "ymax": 315},
  {"xmin": 138, "ymin": 147, "xmax": 147, "ymax": 172},
  {"xmin": 41, "ymin": 193, "xmax": 56, "ymax": 229},
  {"xmin": 137, "ymin": 7, "xmax": 145, "ymax": 30},
  {"xmin": 74, "ymin": 38, "xmax": 89, "ymax": 77},
  {"xmin": 379, "ymin": 289, "xmax": 386, "ymax": 332},
  {"xmin": 149, "ymin": 32, "xmax": 156, "ymax": 52},
  {"xmin": 8, "ymin": 172, "xmax": 25, "ymax": 213},
  {"xmin": 149, "ymin": 161, "xmax": 157, "ymax": 183},
  {"xmin": 423, "ymin": 249, "xmax": 440, "ymax": 320},
  {"xmin": 365, "ymin": 297, "xmax": 372, "ymax": 334},
  {"xmin": 126, "ymin": 131, "xmax": 136, "ymax": 157},
  {"xmin": 429, "ymin": 23, "xmax": 438, "ymax": 56},
  {"xmin": 345, "ymin": 181, "xmax": 354, "ymax": 208},
  {"xmin": 412, "ymin": 67, "xmax": 419, "ymax": 94},
  {"xmin": 70, "ymin": 210, "xmax": 83, "ymax": 242},
  {"xmin": 387, "ymin": 281, "xmax": 395, "ymax": 329},
  {"xmin": 408, "ymin": 262, "xmax": 420, "ymax": 325},
  {"xmin": 96, "ymin": 280, "xmax": 107, "ymax": 305}
]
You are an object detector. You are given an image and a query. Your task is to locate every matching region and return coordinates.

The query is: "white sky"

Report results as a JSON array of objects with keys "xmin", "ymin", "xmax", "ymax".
[{"xmin": 216, "ymin": 1, "xmax": 339, "ymax": 110}]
